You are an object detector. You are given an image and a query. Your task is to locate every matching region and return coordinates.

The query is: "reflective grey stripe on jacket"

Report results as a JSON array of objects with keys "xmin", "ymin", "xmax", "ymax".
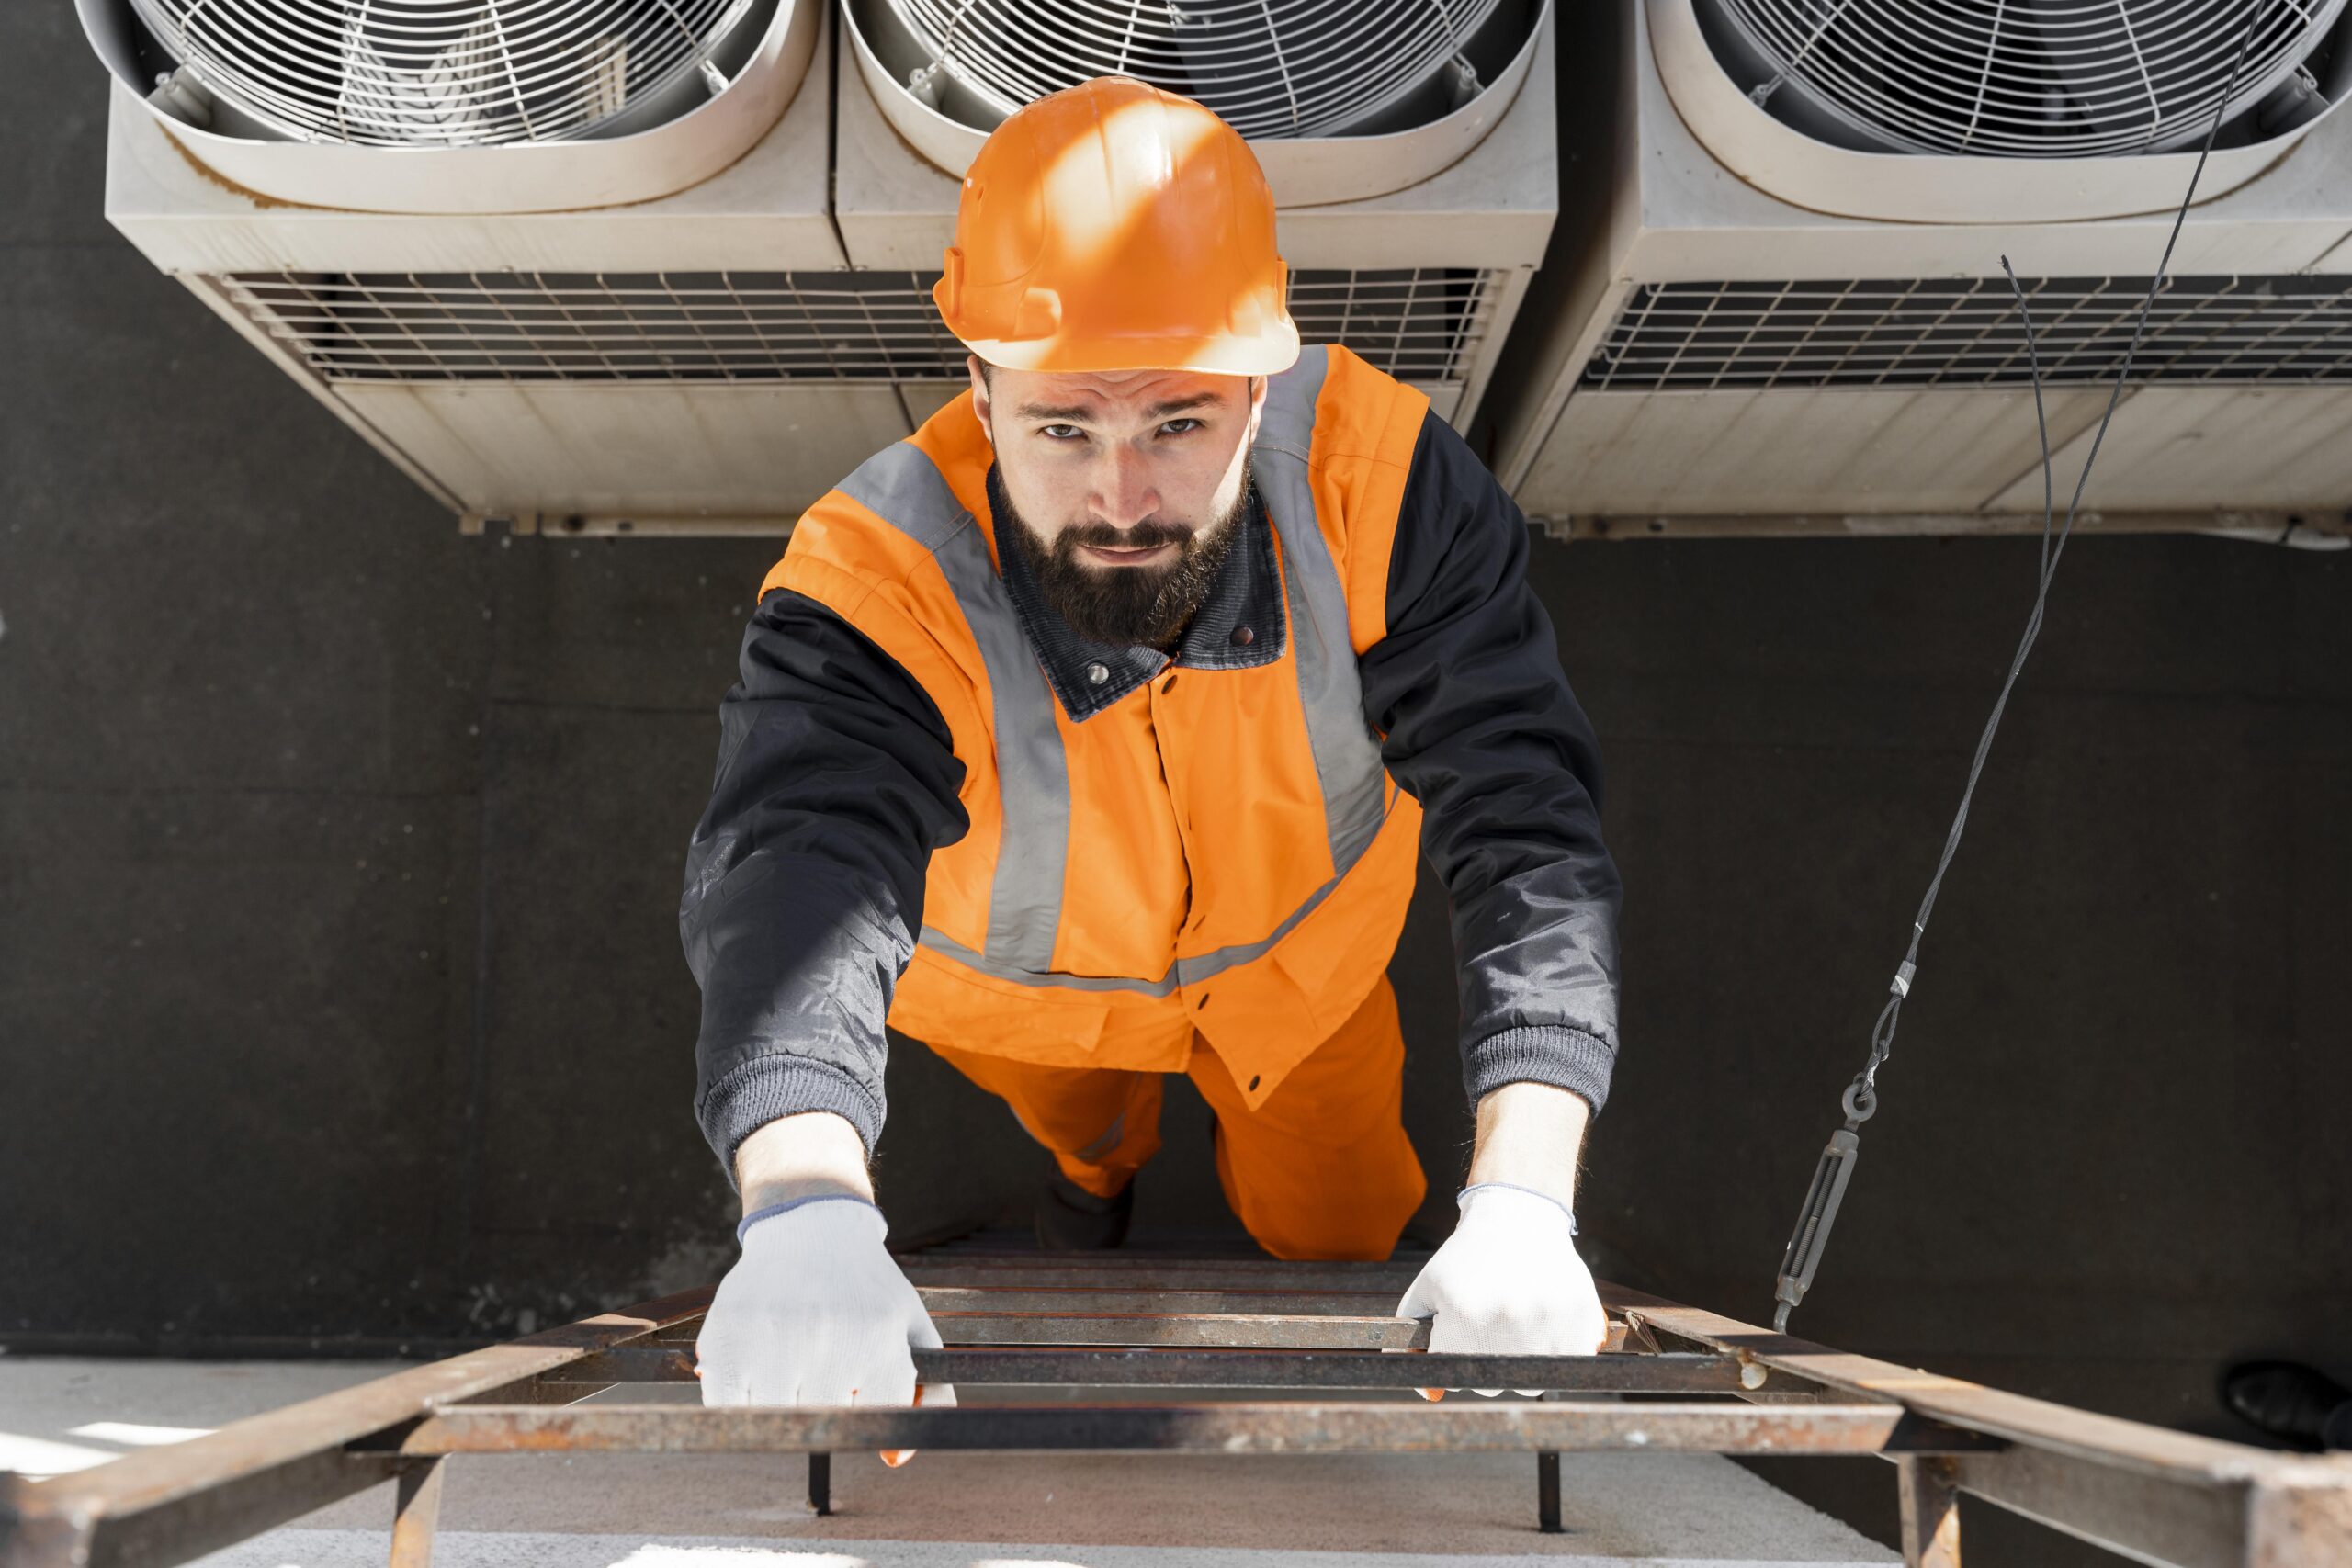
[
  {"xmin": 833, "ymin": 444, "xmax": 1069, "ymax": 975},
  {"xmin": 836, "ymin": 346, "xmax": 1390, "ymax": 993},
  {"xmin": 1251, "ymin": 345, "xmax": 1394, "ymax": 874}
]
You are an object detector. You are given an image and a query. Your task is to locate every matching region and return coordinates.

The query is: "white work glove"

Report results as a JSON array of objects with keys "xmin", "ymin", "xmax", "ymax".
[
  {"xmin": 1395, "ymin": 1183, "xmax": 1609, "ymax": 1397},
  {"xmin": 696, "ymin": 1195, "xmax": 955, "ymax": 1461}
]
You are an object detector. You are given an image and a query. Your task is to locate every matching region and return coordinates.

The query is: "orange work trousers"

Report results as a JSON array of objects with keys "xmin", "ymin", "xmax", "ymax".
[{"xmin": 924, "ymin": 975, "xmax": 1427, "ymax": 1261}]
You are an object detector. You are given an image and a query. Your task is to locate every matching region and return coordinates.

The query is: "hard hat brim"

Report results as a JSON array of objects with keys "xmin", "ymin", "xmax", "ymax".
[{"xmin": 946, "ymin": 325, "xmax": 1303, "ymax": 380}]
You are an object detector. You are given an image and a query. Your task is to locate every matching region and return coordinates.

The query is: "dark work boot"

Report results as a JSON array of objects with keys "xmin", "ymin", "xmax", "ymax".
[
  {"xmin": 2221, "ymin": 1360, "xmax": 2352, "ymax": 1450},
  {"xmin": 1035, "ymin": 1168, "xmax": 1135, "ymax": 1250}
]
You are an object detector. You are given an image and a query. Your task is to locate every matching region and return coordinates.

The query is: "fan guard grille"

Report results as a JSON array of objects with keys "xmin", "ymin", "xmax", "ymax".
[
  {"xmin": 1707, "ymin": 0, "xmax": 2346, "ymax": 156},
  {"xmin": 216, "ymin": 266, "xmax": 1507, "ymax": 383},
  {"xmin": 886, "ymin": 0, "xmax": 1507, "ymax": 140},
  {"xmin": 1584, "ymin": 275, "xmax": 2352, "ymax": 389},
  {"xmin": 128, "ymin": 0, "xmax": 757, "ymax": 147}
]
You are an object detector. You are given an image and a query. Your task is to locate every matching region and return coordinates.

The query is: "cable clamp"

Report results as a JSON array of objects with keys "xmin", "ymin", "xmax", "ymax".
[{"xmin": 1890, "ymin": 962, "xmax": 1915, "ymax": 998}]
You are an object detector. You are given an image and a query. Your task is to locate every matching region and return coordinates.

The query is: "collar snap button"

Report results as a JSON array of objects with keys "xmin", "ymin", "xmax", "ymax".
[
  {"xmin": 1086, "ymin": 662, "xmax": 1110, "ymax": 685},
  {"xmin": 1231, "ymin": 626, "xmax": 1255, "ymax": 647}
]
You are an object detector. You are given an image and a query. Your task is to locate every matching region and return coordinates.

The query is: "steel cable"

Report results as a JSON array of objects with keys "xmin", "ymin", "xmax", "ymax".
[{"xmin": 1770, "ymin": 0, "xmax": 2270, "ymax": 1334}]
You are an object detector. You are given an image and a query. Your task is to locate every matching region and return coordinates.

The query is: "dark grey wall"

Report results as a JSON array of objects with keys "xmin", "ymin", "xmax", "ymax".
[{"xmin": 6, "ymin": 8, "xmax": 2348, "ymax": 1561}]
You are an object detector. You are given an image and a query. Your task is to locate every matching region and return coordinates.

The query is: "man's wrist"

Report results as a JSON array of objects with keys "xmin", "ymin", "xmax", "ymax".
[
  {"xmin": 735, "ymin": 1110, "xmax": 876, "ymax": 1218},
  {"xmin": 1464, "ymin": 1080, "xmax": 1589, "ymax": 1213}
]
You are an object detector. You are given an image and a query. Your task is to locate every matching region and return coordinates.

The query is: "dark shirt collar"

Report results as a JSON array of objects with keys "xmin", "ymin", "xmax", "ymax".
[{"xmin": 986, "ymin": 467, "xmax": 1287, "ymax": 722}]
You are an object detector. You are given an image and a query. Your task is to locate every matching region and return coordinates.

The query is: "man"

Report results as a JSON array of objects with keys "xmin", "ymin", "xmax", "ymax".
[{"xmin": 684, "ymin": 77, "xmax": 1622, "ymax": 1413}]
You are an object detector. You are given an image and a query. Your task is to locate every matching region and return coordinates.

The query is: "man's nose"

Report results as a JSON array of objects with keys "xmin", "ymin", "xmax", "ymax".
[{"xmin": 1092, "ymin": 444, "xmax": 1159, "ymax": 529}]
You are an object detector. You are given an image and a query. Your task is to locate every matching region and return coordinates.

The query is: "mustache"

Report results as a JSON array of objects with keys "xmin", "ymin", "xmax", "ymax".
[{"xmin": 1057, "ymin": 519, "xmax": 1197, "ymax": 554}]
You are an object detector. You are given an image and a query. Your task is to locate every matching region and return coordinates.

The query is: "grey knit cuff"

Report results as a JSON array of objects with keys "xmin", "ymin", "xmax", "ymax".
[
  {"xmin": 697, "ymin": 1055, "xmax": 884, "ymax": 1191},
  {"xmin": 1463, "ymin": 1025, "xmax": 1616, "ymax": 1117}
]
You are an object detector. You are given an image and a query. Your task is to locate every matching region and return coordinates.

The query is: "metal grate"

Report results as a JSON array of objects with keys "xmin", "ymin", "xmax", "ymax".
[
  {"xmin": 1582, "ymin": 275, "xmax": 2352, "ymax": 390},
  {"xmin": 883, "ymin": 0, "xmax": 1509, "ymax": 140},
  {"xmin": 220, "ymin": 268, "xmax": 1502, "ymax": 386},
  {"xmin": 1702, "ymin": 0, "xmax": 2346, "ymax": 158},
  {"xmin": 128, "ymin": 0, "xmax": 761, "ymax": 147}
]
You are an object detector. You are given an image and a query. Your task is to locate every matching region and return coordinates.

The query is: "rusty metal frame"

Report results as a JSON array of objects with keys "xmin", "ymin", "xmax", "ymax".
[{"xmin": 6, "ymin": 1257, "xmax": 2348, "ymax": 1568}]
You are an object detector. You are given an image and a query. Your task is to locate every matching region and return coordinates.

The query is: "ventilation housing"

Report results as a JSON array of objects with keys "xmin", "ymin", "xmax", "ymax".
[
  {"xmin": 1706, "ymin": 0, "xmax": 2346, "ymax": 160},
  {"xmin": 877, "ymin": 0, "xmax": 1513, "ymax": 139},
  {"xmin": 843, "ymin": 0, "xmax": 1550, "ymax": 206},
  {"xmin": 96, "ymin": 2, "xmax": 1552, "ymax": 533},
  {"xmin": 838, "ymin": 0, "xmax": 1564, "ymax": 433},
  {"xmin": 79, "ymin": 0, "xmax": 810, "ymax": 212},
  {"xmin": 1483, "ymin": 0, "xmax": 2352, "ymax": 537},
  {"xmin": 96, "ymin": 3, "xmax": 917, "ymax": 532}
]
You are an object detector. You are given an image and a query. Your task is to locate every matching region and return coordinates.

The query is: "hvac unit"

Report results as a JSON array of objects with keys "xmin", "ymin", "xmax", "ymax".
[
  {"xmin": 86, "ymin": 2, "xmax": 943, "ymax": 534},
  {"xmin": 834, "ymin": 0, "xmax": 1563, "ymax": 432},
  {"xmin": 81, "ymin": 0, "xmax": 807, "ymax": 211},
  {"xmin": 88, "ymin": 0, "xmax": 1554, "ymax": 533},
  {"xmin": 1487, "ymin": 0, "xmax": 2352, "ymax": 540}
]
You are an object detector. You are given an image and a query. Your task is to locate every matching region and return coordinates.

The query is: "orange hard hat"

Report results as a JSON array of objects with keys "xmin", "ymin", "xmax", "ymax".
[{"xmin": 934, "ymin": 77, "xmax": 1299, "ymax": 378}]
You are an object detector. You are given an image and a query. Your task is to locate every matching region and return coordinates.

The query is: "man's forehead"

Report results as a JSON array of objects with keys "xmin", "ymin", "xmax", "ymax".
[{"xmin": 998, "ymin": 366, "xmax": 1250, "ymax": 416}]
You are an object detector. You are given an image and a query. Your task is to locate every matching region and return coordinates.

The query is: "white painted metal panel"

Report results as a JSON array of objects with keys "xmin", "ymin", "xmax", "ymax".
[
  {"xmin": 898, "ymin": 380, "xmax": 968, "ymax": 425},
  {"xmin": 335, "ymin": 383, "xmax": 915, "ymax": 521},
  {"xmin": 1521, "ymin": 387, "xmax": 2120, "ymax": 518},
  {"xmin": 1981, "ymin": 386, "xmax": 2352, "ymax": 513}
]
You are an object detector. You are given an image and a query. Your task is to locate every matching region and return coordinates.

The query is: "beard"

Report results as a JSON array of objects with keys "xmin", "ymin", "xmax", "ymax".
[{"xmin": 991, "ymin": 456, "xmax": 1252, "ymax": 649}]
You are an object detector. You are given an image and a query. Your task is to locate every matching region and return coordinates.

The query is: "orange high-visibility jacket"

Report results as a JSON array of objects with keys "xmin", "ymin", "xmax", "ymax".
[{"xmin": 685, "ymin": 345, "xmax": 1623, "ymax": 1174}]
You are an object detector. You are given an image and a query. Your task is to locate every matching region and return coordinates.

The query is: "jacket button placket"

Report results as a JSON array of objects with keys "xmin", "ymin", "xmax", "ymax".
[{"xmin": 1148, "ymin": 666, "xmax": 1209, "ymax": 1018}]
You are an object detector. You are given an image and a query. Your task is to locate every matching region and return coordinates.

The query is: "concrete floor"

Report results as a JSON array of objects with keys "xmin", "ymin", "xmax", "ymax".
[
  {"xmin": 6, "ymin": 6, "xmax": 2352, "ymax": 1565},
  {"xmin": 1, "ymin": 1359, "xmax": 1893, "ymax": 1565}
]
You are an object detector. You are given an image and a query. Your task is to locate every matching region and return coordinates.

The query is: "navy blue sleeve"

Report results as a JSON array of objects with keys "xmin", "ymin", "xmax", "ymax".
[
  {"xmin": 682, "ymin": 587, "xmax": 968, "ymax": 1183},
  {"xmin": 1358, "ymin": 411, "xmax": 1623, "ymax": 1114}
]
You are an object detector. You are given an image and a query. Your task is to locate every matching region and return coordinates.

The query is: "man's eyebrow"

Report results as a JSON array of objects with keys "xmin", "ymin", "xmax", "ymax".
[{"xmin": 1012, "ymin": 391, "xmax": 1223, "ymax": 423}]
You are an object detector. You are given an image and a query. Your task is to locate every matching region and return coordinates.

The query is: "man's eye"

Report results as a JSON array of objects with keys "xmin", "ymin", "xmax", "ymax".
[
  {"xmin": 1042, "ymin": 424, "xmax": 1084, "ymax": 441},
  {"xmin": 1159, "ymin": 418, "xmax": 1204, "ymax": 435}
]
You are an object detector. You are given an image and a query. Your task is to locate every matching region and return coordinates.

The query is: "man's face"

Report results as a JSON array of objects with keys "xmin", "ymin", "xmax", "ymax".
[{"xmin": 973, "ymin": 356, "xmax": 1264, "ymax": 649}]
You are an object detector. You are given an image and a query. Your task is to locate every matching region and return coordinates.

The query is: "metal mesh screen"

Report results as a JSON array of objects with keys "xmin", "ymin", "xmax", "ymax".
[
  {"xmin": 128, "ymin": 0, "xmax": 760, "ymax": 147},
  {"xmin": 882, "ymin": 0, "xmax": 1507, "ymax": 140},
  {"xmin": 1703, "ymin": 0, "xmax": 2345, "ymax": 157},
  {"xmin": 1582, "ymin": 276, "xmax": 2352, "ymax": 390},
  {"xmin": 220, "ymin": 268, "xmax": 1502, "ymax": 385}
]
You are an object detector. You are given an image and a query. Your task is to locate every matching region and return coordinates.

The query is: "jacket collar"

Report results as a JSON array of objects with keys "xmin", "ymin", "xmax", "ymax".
[{"xmin": 985, "ymin": 466, "xmax": 1287, "ymax": 722}]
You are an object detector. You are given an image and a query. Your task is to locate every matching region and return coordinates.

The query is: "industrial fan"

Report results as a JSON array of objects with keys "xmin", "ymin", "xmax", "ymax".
[
  {"xmin": 77, "ymin": 0, "xmax": 812, "ymax": 211},
  {"xmin": 1488, "ymin": 0, "xmax": 2352, "ymax": 531},
  {"xmin": 876, "ymin": 0, "xmax": 1523, "ymax": 138},
  {"xmin": 115, "ymin": 0, "xmax": 768, "ymax": 144},
  {"xmin": 844, "ymin": 0, "xmax": 1551, "ymax": 204},
  {"xmin": 1699, "ymin": 0, "xmax": 2350, "ymax": 156}
]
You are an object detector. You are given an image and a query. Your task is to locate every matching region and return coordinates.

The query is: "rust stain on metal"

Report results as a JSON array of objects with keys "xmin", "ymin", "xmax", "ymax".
[
  {"xmin": 25, "ymin": 1263, "xmax": 2348, "ymax": 1568},
  {"xmin": 391, "ymin": 1399, "xmax": 1924, "ymax": 1458},
  {"xmin": 159, "ymin": 129, "xmax": 309, "ymax": 211}
]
